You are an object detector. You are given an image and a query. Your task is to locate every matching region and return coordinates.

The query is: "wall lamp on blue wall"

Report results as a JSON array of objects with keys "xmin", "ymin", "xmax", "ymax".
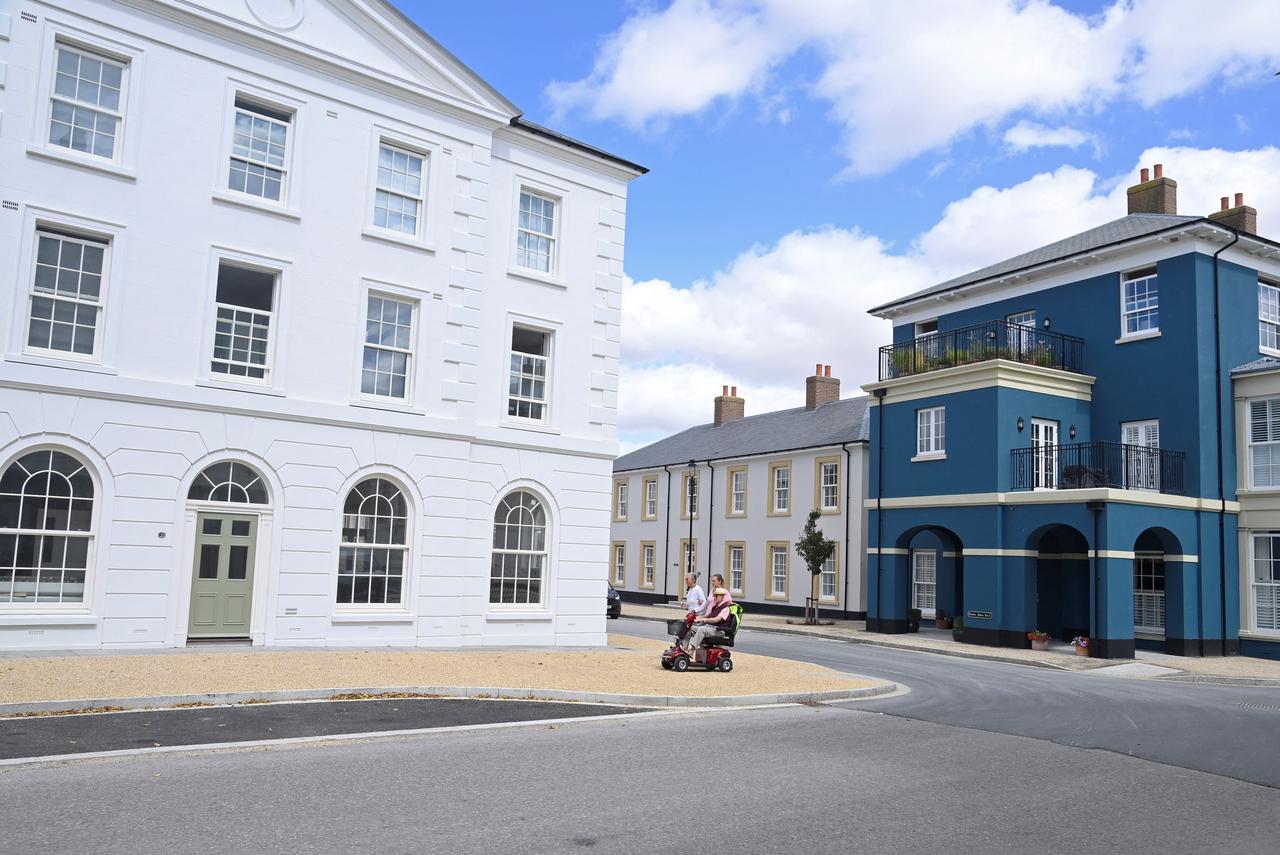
[
  {"xmin": 1016, "ymin": 417, "xmax": 1025, "ymax": 432},
  {"xmin": 1069, "ymin": 425, "xmax": 1077, "ymax": 439},
  {"xmin": 1042, "ymin": 316, "xmax": 1052, "ymax": 329}
]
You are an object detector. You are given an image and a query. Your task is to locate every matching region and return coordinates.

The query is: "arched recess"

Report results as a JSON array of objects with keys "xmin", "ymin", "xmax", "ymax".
[
  {"xmin": 1026, "ymin": 523, "xmax": 1091, "ymax": 643},
  {"xmin": 892, "ymin": 525, "xmax": 965, "ymax": 626},
  {"xmin": 175, "ymin": 454, "xmax": 282, "ymax": 646},
  {"xmin": 1133, "ymin": 527, "xmax": 1182, "ymax": 642}
]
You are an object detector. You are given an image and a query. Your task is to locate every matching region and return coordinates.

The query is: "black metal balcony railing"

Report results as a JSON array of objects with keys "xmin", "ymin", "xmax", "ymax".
[
  {"xmin": 1011, "ymin": 441, "xmax": 1185, "ymax": 495},
  {"xmin": 878, "ymin": 320, "xmax": 1085, "ymax": 381}
]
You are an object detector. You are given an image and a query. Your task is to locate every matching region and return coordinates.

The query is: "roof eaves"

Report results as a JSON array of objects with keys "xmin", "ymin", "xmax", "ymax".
[{"xmin": 509, "ymin": 119, "xmax": 648, "ymax": 176}]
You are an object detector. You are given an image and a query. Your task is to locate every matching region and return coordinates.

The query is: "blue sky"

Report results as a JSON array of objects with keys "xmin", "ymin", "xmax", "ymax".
[{"xmin": 400, "ymin": 0, "xmax": 1280, "ymax": 450}]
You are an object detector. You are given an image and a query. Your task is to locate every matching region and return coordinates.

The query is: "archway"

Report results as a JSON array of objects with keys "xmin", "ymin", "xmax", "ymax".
[
  {"xmin": 894, "ymin": 525, "xmax": 964, "ymax": 628},
  {"xmin": 1027, "ymin": 524, "xmax": 1091, "ymax": 642},
  {"xmin": 1132, "ymin": 527, "xmax": 1181, "ymax": 648}
]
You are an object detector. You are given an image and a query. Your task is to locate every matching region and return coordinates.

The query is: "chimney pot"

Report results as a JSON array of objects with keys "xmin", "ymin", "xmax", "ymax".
[
  {"xmin": 1236, "ymin": 192, "xmax": 1245, "ymax": 208},
  {"xmin": 1154, "ymin": 163, "xmax": 1163, "ymax": 179},
  {"xmin": 1140, "ymin": 167, "xmax": 1150, "ymax": 182},
  {"xmin": 1221, "ymin": 196, "xmax": 1230, "ymax": 211},
  {"xmin": 824, "ymin": 364, "xmax": 831, "ymax": 377},
  {"xmin": 814, "ymin": 362, "xmax": 822, "ymax": 376},
  {"xmin": 722, "ymin": 384, "xmax": 728, "ymax": 396},
  {"xmin": 730, "ymin": 386, "xmax": 737, "ymax": 397}
]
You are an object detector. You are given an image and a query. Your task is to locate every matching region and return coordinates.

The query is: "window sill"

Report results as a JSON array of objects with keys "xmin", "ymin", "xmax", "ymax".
[
  {"xmin": 507, "ymin": 266, "xmax": 568, "ymax": 290},
  {"xmin": 766, "ymin": 511, "xmax": 792, "ymax": 518},
  {"xmin": 501, "ymin": 419, "xmax": 561, "ymax": 436},
  {"xmin": 360, "ymin": 227, "xmax": 437, "ymax": 254},
  {"xmin": 5, "ymin": 353, "xmax": 118, "ymax": 375},
  {"xmin": 1261, "ymin": 346, "xmax": 1280, "ymax": 359},
  {"xmin": 27, "ymin": 144, "xmax": 137, "ymax": 181},
  {"xmin": 0, "ymin": 612, "xmax": 99, "ymax": 626},
  {"xmin": 485, "ymin": 610, "xmax": 554, "ymax": 621},
  {"xmin": 1239, "ymin": 630, "xmax": 1280, "ymax": 642},
  {"xmin": 1116, "ymin": 330, "xmax": 1161, "ymax": 345},
  {"xmin": 211, "ymin": 190, "xmax": 302, "ymax": 222},
  {"xmin": 911, "ymin": 453, "xmax": 947, "ymax": 462},
  {"xmin": 195, "ymin": 379, "xmax": 287, "ymax": 398},
  {"xmin": 818, "ymin": 508, "xmax": 841, "ymax": 515},
  {"xmin": 350, "ymin": 397, "xmax": 424, "ymax": 416},
  {"xmin": 330, "ymin": 612, "xmax": 414, "ymax": 624}
]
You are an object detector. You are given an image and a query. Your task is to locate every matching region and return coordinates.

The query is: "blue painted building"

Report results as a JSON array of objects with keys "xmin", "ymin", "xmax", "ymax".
[{"xmin": 863, "ymin": 168, "xmax": 1280, "ymax": 659}]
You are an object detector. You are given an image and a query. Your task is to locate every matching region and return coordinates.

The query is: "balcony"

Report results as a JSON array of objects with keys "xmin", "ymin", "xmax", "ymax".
[
  {"xmin": 1011, "ymin": 441, "xmax": 1186, "ymax": 495},
  {"xmin": 878, "ymin": 320, "xmax": 1085, "ymax": 381}
]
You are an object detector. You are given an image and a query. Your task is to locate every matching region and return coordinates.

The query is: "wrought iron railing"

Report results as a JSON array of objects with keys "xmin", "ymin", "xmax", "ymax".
[
  {"xmin": 878, "ymin": 320, "xmax": 1085, "ymax": 381},
  {"xmin": 1010, "ymin": 441, "xmax": 1185, "ymax": 495}
]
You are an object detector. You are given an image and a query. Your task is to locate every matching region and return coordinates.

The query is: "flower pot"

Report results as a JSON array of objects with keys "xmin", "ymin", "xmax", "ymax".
[
  {"xmin": 1030, "ymin": 639, "xmax": 1049, "ymax": 652},
  {"xmin": 936, "ymin": 618, "xmax": 952, "ymax": 630},
  {"xmin": 1074, "ymin": 645, "xmax": 1089, "ymax": 657}
]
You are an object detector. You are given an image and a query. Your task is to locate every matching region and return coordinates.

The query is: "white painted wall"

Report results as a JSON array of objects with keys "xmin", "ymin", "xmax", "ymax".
[
  {"xmin": 0, "ymin": 0, "xmax": 638, "ymax": 648},
  {"xmin": 610, "ymin": 444, "xmax": 869, "ymax": 615}
]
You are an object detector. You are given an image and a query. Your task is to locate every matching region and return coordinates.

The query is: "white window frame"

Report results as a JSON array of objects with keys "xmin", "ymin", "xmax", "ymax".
[
  {"xmin": 487, "ymin": 487, "xmax": 553, "ymax": 613},
  {"xmin": 28, "ymin": 27, "xmax": 142, "ymax": 180},
  {"xmin": 769, "ymin": 462, "xmax": 791, "ymax": 516},
  {"xmin": 200, "ymin": 247, "xmax": 291, "ymax": 392},
  {"xmin": 23, "ymin": 226, "xmax": 111, "ymax": 364},
  {"xmin": 914, "ymin": 319, "xmax": 938, "ymax": 339},
  {"xmin": 514, "ymin": 188, "xmax": 559, "ymax": 275},
  {"xmin": 504, "ymin": 317, "xmax": 556, "ymax": 428},
  {"xmin": 640, "ymin": 542, "xmax": 656, "ymax": 589},
  {"xmin": 681, "ymin": 539, "xmax": 697, "ymax": 576},
  {"xmin": 915, "ymin": 406, "xmax": 946, "ymax": 459},
  {"xmin": 356, "ymin": 290, "xmax": 418, "ymax": 405},
  {"xmin": 1121, "ymin": 419, "xmax": 1161, "ymax": 491},
  {"xmin": 46, "ymin": 43, "xmax": 128, "ymax": 162},
  {"xmin": 728, "ymin": 467, "xmax": 747, "ymax": 517},
  {"xmin": 766, "ymin": 542, "xmax": 789, "ymax": 600},
  {"xmin": 1250, "ymin": 532, "xmax": 1280, "ymax": 635},
  {"xmin": 911, "ymin": 549, "xmax": 937, "ymax": 617},
  {"xmin": 614, "ymin": 480, "xmax": 629, "ymax": 522},
  {"xmin": 1132, "ymin": 551, "xmax": 1166, "ymax": 635},
  {"xmin": 1119, "ymin": 267, "xmax": 1160, "ymax": 341},
  {"xmin": 1248, "ymin": 398, "xmax": 1280, "ymax": 490},
  {"xmin": 681, "ymin": 472, "xmax": 699, "ymax": 520},
  {"xmin": 370, "ymin": 141, "xmax": 427, "ymax": 237},
  {"xmin": 817, "ymin": 458, "xmax": 840, "ymax": 512},
  {"xmin": 335, "ymin": 476, "xmax": 412, "ymax": 612},
  {"xmin": 213, "ymin": 81, "xmax": 304, "ymax": 217},
  {"xmin": 1031, "ymin": 418, "xmax": 1059, "ymax": 490},
  {"xmin": 612, "ymin": 542, "xmax": 626, "ymax": 586},
  {"xmin": 642, "ymin": 477, "xmax": 658, "ymax": 520},
  {"xmin": 820, "ymin": 551, "xmax": 838, "ymax": 603},
  {"xmin": 726, "ymin": 542, "xmax": 745, "ymax": 596},
  {"xmin": 1260, "ymin": 280, "xmax": 1280, "ymax": 356}
]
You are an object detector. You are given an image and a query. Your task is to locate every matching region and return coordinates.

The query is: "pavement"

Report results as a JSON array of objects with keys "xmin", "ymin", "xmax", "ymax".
[
  {"xmin": 3, "ymin": 702, "xmax": 1275, "ymax": 855},
  {"xmin": 622, "ymin": 601, "xmax": 1280, "ymax": 683},
  {"xmin": 0, "ymin": 633, "xmax": 891, "ymax": 715}
]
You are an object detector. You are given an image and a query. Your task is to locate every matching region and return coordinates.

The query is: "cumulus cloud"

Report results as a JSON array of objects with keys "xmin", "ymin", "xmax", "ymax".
[
  {"xmin": 1003, "ymin": 121, "xmax": 1097, "ymax": 154},
  {"xmin": 617, "ymin": 146, "xmax": 1280, "ymax": 443},
  {"xmin": 549, "ymin": 0, "xmax": 1280, "ymax": 176}
]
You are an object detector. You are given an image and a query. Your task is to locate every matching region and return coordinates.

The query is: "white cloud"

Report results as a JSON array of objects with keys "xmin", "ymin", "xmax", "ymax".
[
  {"xmin": 1003, "ymin": 121, "xmax": 1096, "ymax": 154},
  {"xmin": 618, "ymin": 147, "xmax": 1280, "ymax": 444},
  {"xmin": 549, "ymin": 0, "xmax": 1280, "ymax": 176}
]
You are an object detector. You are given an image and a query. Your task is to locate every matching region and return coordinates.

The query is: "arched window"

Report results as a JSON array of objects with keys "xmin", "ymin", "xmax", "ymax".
[
  {"xmin": 489, "ymin": 490, "xmax": 547, "ymax": 605},
  {"xmin": 188, "ymin": 461, "xmax": 268, "ymax": 504},
  {"xmin": 337, "ymin": 478, "xmax": 408, "ymax": 606},
  {"xmin": 0, "ymin": 449, "xmax": 94, "ymax": 604}
]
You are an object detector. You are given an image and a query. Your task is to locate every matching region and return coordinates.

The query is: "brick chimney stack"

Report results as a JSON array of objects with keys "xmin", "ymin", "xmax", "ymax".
[
  {"xmin": 713, "ymin": 384, "xmax": 745, "ymax": 426},
  {"xmin": 1127, "ymin": 163, "xmax": 1178, "ymax": 215},
  {"xmin": 1208, "ymin": 191, "xmax": 1257, "ymax": 235},
  {"xmin": 805, "ymin": 363, "xmax": 840, "ymax": 410}
]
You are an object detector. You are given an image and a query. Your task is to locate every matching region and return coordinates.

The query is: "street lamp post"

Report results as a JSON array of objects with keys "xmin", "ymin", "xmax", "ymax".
[{"xmin": 686, "ymin": 459, "xmax": 696, "ymax": 588}]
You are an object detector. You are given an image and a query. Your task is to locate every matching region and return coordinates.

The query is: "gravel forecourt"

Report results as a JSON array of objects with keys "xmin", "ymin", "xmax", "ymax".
[{"xmin": 0, "ymin": 634, "xmax": 883, "ymax": 706}]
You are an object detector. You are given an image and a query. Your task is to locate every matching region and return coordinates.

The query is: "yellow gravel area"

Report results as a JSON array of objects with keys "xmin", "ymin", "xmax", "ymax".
[{"xmin": 0, "ymin": 634, "xmax": 882, "ymax": 705}]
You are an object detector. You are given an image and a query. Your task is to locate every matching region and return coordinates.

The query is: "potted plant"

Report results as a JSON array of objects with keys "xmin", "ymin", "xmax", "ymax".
[
  {"xmin": 1071, "ymin": 635, "xmax": 1090, "ymax": 657},
  {"xmin": 935, "ymin": 608, "xmax": 952, "ymax": 630},
  {"xmin": 951, "ymin": 615, "xmax": 963, "ymax": 642},
  {"xmin": 906, "ymin": 608, "xmax": 921, "ymax": 633},
  {"xmin": 1027, "ymin": 629, "xmax": 1051, "ymax": 651}
]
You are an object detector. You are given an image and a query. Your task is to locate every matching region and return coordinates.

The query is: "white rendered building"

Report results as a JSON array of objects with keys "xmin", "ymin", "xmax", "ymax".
[
  {"xmin": 0, "ymin": 0, "xmax": 644, "ymax": 649},
  {"xmin": 610, "ymin": 368, "xmax": 870, "ymax": 618}
]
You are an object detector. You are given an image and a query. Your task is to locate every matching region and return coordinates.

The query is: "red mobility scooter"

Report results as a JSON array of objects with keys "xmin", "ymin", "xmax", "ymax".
[{"xmin": 660, "ymin": 603, "xmax": 744, "ymax": 672}]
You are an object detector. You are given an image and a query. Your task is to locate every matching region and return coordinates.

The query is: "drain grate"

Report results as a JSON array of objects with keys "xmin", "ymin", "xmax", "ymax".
[{"xmin": 1239, "ymin": 702, "xmax": 1280, "ymax": 713}]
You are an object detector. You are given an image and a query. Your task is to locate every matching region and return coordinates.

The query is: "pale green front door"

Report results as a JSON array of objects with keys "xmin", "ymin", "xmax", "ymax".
[{"xmin": 188, "ymin": 512, "xmax": 257, "ymax": 639}]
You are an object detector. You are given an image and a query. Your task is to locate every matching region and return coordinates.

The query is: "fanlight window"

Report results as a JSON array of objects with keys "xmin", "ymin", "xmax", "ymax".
[
  {"xmin": 338, "ymin": 478, "xmax": 408, "ymax": 606},
  {"xmin": 489, "ymin": 490, "xmax": 547, "ymax": 605},
  {"xmin": 0, "ymin": 449, "xmax": 94, "ymax": 604},
  {"xmin": 188, "ymin": 461, "xmax": 268, "ymax": 504}
]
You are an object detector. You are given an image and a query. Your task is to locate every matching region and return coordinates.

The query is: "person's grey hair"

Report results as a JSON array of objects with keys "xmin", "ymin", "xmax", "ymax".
[{"xmin": 685, "ymin": 574, "xmax": 697, "ymax": 584}]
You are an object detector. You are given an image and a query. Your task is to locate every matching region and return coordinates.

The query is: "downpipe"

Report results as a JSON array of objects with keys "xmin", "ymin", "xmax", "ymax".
[{"xmin": 1212, "ymin": 227, "xmax": 1240, "ymax": 654}]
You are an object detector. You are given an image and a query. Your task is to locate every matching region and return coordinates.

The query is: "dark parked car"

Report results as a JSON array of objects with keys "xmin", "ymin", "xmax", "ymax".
[{"xmin": 607, "ymin": 584, "xmax": 622, "ymax": 619}]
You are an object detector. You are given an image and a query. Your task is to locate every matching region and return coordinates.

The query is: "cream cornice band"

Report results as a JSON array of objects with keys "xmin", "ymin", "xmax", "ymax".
[
  {"xmin": 862, "ymin": 359, "xmax": 1096, "ymax": 405},
  {"xmin": 869, "ymin": 547, "xmax": 1199, "ymax": 562},
  {"xmin": 864, "ymin": 490, "xmax": 1242, "ymax": 514}
]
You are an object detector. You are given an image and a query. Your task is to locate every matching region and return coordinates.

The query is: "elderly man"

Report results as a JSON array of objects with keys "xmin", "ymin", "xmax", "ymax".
[
  {"xmin": 683, "ymin": 587, "xmax": 733, "ymax": 657},
  {"xmin": 681, "ymin": 573, "xmax": 706, "ymax": 616}
]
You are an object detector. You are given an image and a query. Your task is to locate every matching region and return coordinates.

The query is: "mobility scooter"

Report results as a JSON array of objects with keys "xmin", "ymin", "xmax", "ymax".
[{"xmin": 660, "ymin": 603, "xmax": 744, "ymax": 672}]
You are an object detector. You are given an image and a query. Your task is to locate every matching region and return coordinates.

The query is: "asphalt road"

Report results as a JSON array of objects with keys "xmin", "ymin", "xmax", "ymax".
[
  {"xmin": 0, "ymin": 698, "xmax": 643, "ymax": 760},
  {"xmin": 618, "ymin": 617, "xmax": 1280, "ymax": 789},
  {"xmin": 2, "ymin": 703, "xmax": 1275, "ymax": 854}
]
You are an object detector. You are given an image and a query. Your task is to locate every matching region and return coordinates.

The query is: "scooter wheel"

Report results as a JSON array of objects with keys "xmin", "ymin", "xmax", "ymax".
[
  {"xmin": 661, "ymin": 658, "xmax": 673, "ymax": 670},
  {"xmin": 673, "ymin": 655, "xmax": 690, "ymax": 672},
  {"xmin": 717, "ymin": 656, "xmax": 733, "ymax": 673}
]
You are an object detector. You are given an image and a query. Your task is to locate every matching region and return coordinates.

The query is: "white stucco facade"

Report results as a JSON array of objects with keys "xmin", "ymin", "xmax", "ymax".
[{"xmin": 0, "ymin": 0, "xmax": 642, "ymax": 649}]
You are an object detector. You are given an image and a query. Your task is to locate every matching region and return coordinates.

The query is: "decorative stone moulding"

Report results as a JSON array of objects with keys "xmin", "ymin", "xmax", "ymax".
[{"xmin": 245, "ymin": 0, "xmax": 306, "ymax": 31}]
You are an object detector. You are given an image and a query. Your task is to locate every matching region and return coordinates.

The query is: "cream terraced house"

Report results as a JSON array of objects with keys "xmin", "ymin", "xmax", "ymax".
[
  {"xmin": 0, "ymin": 0, "xmax": 644, "ymax": 649},
  {"xmin": 610, "ymin": 367, "xmax": 870, "ymax": 617},
  {"xmin": 1232, "ymin": 356, "xmax": 1280, "ymax": 659}
]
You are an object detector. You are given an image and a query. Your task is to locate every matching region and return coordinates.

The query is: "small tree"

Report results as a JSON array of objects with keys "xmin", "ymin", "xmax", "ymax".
[{"xmin": 795, "ymin": 509, "xmax": 837, "ymax": 625}]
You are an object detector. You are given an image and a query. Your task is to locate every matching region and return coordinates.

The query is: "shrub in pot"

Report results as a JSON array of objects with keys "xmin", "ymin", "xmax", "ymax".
[
  {"xmin": 951, "ymin": 615, "xmax": 964, "ymax": 642},
  {"xmin": 906, "ymin": 608, "xmax": 921, "ymax": 633},
  {"xmin": 935, "ymin": 608, "xmax": 952, "ymax": 630}
]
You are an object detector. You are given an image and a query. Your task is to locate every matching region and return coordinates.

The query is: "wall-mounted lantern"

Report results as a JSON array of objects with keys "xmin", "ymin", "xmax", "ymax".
[
  {"xmin": 1016, "ymin": 417, "xmax": 1025, "ymax": 432},
  {"xmin": 1069, "ymin": 424, "xmax": 1077, "ymax": 439},
  {"xmin": 1042, "ymin": 316, "xmax": 1052, "ymax": 330}
]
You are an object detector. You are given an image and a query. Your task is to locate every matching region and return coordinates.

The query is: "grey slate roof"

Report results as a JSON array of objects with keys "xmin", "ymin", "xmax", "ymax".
[
  {"xmin": 870, "ymin": 214, "xmax": 1203, "ymax": 314},
  {"xmin": 1231, "ymin": 356, "xmax": 1280, "ymax": 376},
  {"xmin": 614, "ymin": 396, "xmax": 870, "ymax": 473}
]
